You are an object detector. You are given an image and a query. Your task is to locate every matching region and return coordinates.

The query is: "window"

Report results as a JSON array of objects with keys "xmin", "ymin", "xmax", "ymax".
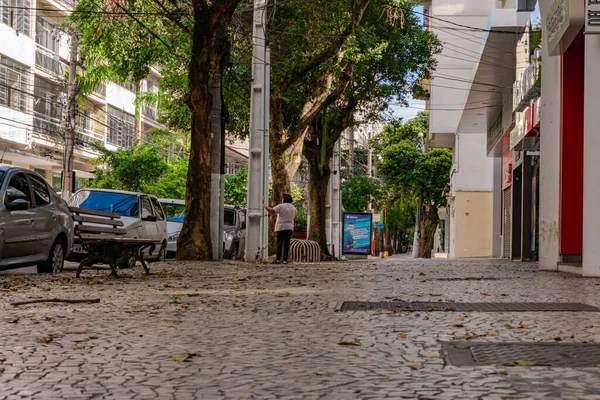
[
  {"xmin": 28, "ymin": 174, "xmax": 50, "ymax": 206},
  {"xmin": 0, "ymin": 56, "xmax": 29, "ymax": 113},
  {"xmin": 33, "ymin": 76, "xmax": 62, "ymax": 121},
  {"xmin": 224, "ymin": 209, "xmax": 236, "ymax": 226},
  {"xmin": 52, "ymin": 174, "xmax": 61, "ymax": 191},
  {"xmin": 1, "ymin": 0, "xmax": 31, "ymax": 36},
  {"xmin": 150, "ymin": 197, "xmax": 165, "ymax": 221},
  {"xmin": 69, "ymin": 190, "xmax": 139, "ymax": 217},
  {"xmin": 141, "ymin": 196, "xmax": 154, "ymax": 219},
  {"xmin": 35, "ymin": 17, "xmax": 59, "ymax": 53},
  {"xmin": 107, "ymin": 106, "xmax": 135, "ymax": 148},
  {"xmin": 6, "ymin": 173, "xmax": 31, "ymax": 207},
  {"xmin": 161, "ymin": 203, "xmax": 185, "ymax": 223}
]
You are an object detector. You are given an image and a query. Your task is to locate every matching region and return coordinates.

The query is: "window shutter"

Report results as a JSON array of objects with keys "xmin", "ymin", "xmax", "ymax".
[{"xmin": 0, "ymin": 0, "xmax": 9, "ymax": 26}]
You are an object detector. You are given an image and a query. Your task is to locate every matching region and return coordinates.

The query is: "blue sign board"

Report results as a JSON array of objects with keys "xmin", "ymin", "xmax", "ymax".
[
  {"xmin": 342, "ymin": 212, "xmax": 373, "ymax": 255},
  {"xmin": 375, "ymin": 223, "xmax": 385, "ymax": 229}
]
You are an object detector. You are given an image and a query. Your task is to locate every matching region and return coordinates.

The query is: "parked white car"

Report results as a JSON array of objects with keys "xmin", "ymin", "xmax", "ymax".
[
  {"xmin": 68, "ymin": 189, "xmax": 168, "ymax": 264},
  {"xmin": 159, "ymin": 199, "xmax": 245, "ymax": 259}
]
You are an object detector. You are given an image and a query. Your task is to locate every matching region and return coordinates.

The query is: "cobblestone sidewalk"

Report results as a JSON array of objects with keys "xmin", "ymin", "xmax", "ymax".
[{"xmin": 2, "ymin": 257, "xmax": 600, "ymax": 399}]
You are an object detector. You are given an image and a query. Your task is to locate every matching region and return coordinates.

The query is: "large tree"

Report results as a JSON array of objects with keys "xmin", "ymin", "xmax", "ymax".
[
  {"xmin": 71, "ymin": 0, "xmax": 244, "ymax": 260},
  {"xmin": 377, "ymin": 136, "xmax": 452, "ymax": 258},
  {"xmin": 300, "ymin": 3, "xmax": 438, "ymax": 257}
]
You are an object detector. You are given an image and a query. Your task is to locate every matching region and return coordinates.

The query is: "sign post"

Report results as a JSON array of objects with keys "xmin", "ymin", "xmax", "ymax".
[{"xmin": 342, "ymin": 213, "xmax": 373, "ymax": 256}]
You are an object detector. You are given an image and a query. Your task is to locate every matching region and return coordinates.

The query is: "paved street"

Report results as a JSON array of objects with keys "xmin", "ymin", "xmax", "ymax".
[{"xmin": 2, "ymin": 256, "xmax": 600, "ymax": 399}]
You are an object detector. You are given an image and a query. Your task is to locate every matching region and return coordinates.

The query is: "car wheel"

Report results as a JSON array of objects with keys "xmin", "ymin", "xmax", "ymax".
[
  {"xmin": 37, "ymin": 238, "xmax": 65, "ymax": 274},
  {"xmin": 156, "ymin": 245, "xmax": 166, "ymax": 262},
  {"xmin": 230, "ymin": 243, "xmax": 239, "ymax": 260}
]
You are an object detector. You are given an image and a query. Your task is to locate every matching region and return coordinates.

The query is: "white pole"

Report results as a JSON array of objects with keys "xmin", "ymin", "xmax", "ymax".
[
  {"xmin": 245, "ymin": 0, "xmax": 269, "ymax": 262},
  {"xmin": 262, "ymin": 47, "xmax": 271, "ymax": 261}
]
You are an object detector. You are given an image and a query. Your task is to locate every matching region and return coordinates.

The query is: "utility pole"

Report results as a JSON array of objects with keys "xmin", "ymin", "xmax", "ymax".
[
  {"xmin": 245, "ymin": 0, "xmax": 270, "ymax": 262},
  {"xmin": 210, "ymin": 72, "xmax": 224, "ymax": 260},
  {"xmin": 61, "ymin": 28, "xmax": 78, "ymax": 201}
]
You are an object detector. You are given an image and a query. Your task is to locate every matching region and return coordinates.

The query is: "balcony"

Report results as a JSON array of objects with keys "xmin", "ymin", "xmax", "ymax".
[
  {"xmin": 93, "ymin": 84, "xmax": 106, "ymax": 99},
  {"xmin": 142, "ymin": 105, "xmax": 159, "ymax": 122},
  {"xmin": 513, "ymin": 58, "xmax": 540, "ymax": 113},
  {"xmin": 35, "ymin": 44, "xmax": 66, "ymax": 76}
]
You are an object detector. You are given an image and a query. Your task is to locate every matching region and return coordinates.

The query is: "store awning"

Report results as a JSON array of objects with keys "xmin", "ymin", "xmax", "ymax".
[{"xmin": 456, "ymin": 9, "xmax": 530, "ymax": 157}]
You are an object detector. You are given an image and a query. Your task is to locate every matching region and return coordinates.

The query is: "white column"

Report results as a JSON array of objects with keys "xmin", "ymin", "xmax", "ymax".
[
  {"xmin": 582, "ymin": 35, "xmax": 600, "ymax": 276},
  {"xmin": 331, "ymin": 140, "xmax": 342, "ymax": 259},
  {"xmin": 538, "ymin": 7, "xmax": 561, "ymax": 271},
  {"xmin": 245, "ymin": 0, "xmax": 269, "ymax": 262}
]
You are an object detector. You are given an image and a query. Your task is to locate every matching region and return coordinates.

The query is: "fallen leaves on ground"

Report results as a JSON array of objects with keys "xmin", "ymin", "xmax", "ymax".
[
  {"xmin": 315, "ymin": 371, "xmax": 335, "ymax": 376},
  {"xmin": 338, "ymin": 341, "xmax": 361, "ymax": 346},
  {"xmin": 410, "ymin": 363, "xmax": 424, "ymax": 370},
  {"xmin": 172, "ymin": 352, "xmax": 200, "ymax": 362},
  {"xmin": 399, "ymin": 333, "xmax": 407, "ymax": 339},
  {"xmin": 487, "ymin": 332, "xmax": 500, "ymax": 337},
  {"xmin": 487, "ymin": 370, "xmax": 508, "ymax": 376},
  {"xmin": 36, "ymin": 337, "xmax": 53, "ymax": 344}
]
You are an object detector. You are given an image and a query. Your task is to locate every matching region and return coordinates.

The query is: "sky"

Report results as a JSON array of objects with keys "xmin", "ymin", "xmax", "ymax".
[{"xmin": 390, "ymin": 5, "xmax": 425, "ymax": 122}]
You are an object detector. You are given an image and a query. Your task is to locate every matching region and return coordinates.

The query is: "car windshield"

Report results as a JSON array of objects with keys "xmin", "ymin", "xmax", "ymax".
[
  {"xmin": 69, "ymin": 190, "xmax": 139, "ymax": 218},
  {"xmin": 161, "ymin": 203, "xmax": 185, "ymax": 223}
]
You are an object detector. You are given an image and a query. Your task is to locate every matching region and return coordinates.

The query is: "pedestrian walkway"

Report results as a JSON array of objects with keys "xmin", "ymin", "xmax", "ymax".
[{"xmin": 1, "ymin": 258, "xmax": 600, "ymax": 399}]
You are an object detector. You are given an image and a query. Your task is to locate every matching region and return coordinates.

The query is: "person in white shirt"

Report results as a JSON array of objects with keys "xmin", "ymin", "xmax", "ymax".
[{"xmin": 262, "ymin": 194, "xmax": 297, "ymax": 264}]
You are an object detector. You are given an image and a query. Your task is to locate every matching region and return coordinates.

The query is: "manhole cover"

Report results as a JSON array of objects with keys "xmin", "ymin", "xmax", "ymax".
[
  {"xmin": 435, "ymin": 277, "xmax": 514, "ymax": 281},
  {"xmin": 442, "ymin": 342, "xmax": 600, "ymax": 367},
  {"xmin": 336, "ymin": 301, "xmax": 600, "ymax": 312}
]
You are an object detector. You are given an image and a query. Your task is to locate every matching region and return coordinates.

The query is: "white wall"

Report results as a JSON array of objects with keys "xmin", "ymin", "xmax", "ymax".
[
  {"xmin": 538, "ymin": 0, "xmax": 561, "ymax": 271},
  {"xmin": 106, "ymin": 83, "xmax": 136, "ymax": 115},
  {"xmin": 452, "ymin": 133, "xmax": 494, "ymax": 192},
  {"xmin": 0, "ymin": 33, "xmax": 35, "ymax": 67},
  {"xmin": 582, "ymin": 35, "xmax": 600, "ymax": 277},
  {"xmin": 0, "ymin": 108, "xmax": 32, "ymax": 145},
  {"xmin": 429, "ymin": 0, "xmax": 495, "ymax": 137}
]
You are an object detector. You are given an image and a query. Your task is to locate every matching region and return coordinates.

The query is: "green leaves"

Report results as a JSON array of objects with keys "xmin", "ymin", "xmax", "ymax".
[
  {"xmin": 341, "ymin": 176, "xmax": 381, "ymax": 212},
  {"xmin": 224, "ymin": 168, "xmax": 248, "ymax": 206}
]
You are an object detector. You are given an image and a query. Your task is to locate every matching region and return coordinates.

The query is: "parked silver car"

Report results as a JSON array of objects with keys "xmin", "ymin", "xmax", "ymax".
[
  {"xmin": 159, "ymin": 199, "xmax": 245, "ymax": 259},
  {"xmin": 0, "ymin": 166, "xmax": 73, "ymax": 273},
  {"xmin": 68, "ymin": 189, "xmax": 168, "ymax": 264}
]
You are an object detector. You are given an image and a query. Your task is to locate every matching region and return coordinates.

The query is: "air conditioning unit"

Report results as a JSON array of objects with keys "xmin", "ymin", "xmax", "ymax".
[
  {"xmin": 587, "ymin": 0, "xmax": 600, "ymax": 34},
  {"xmin": 517, "ymin": 0, "xmax": 537, "ymax": 12}
]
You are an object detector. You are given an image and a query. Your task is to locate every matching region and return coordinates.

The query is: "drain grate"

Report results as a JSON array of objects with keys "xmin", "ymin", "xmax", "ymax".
[
  {"xmin": 442, "ymin": 342, "xmax": 600, "ymax": 367},
  {"xmin": 336, "ymin": 301, "xmax": 600, "ymax": 312}
]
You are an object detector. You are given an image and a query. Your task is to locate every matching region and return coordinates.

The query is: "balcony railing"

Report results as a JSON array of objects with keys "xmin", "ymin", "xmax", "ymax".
[
  {"xmin": 35, "ymin": 44, "xmax": 66, "ymax": 76},
  {"xmin": 93, "ymin": 83, "xmax": 106, "ymax": 99},
  {"xmin": 513, "ymin": 58, "xmax": 540, "ymax": 113},
  {"xmin": 142, "ymin": 105, "xmax": 158, "ymax": 121}
]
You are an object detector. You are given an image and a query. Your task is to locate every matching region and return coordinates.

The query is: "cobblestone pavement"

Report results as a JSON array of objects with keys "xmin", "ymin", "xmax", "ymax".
[{"xmin": 2, "ymin": 257, "xmax": 600, "ymax": 399}]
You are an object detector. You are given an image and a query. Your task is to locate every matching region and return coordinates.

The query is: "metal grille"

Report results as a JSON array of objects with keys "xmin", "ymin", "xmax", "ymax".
[
  {"xmin": 337, "ymin": 301, "xmax": 600, "ymax": 312},
  {"xmin": 503, "ymin": 187, "xmax": 512, "ymax": 258},
  {"xmin": 443, "ymin": 342, "xmax": 600, "ymax": 368}
]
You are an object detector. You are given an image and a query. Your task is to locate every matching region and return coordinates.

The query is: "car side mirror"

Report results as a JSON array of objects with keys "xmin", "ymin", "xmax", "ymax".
[
  {"xmin": 143, "ymin": 215, "xmax": 158, "ymax": 222},
  {"xmin": 7, "ymin": 199, "xmax": 28, "ymax": 211}
]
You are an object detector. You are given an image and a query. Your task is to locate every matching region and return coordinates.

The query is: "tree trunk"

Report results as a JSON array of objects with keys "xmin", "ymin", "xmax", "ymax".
[
  {"xmin": 306, "ymin": 151, "xmax": 332, "ymax": 259},
  {"xmin": 177, "ymin": 16, "xmax": 215, "ymax": 261},
  {"xmin": 418, "ymin": 204, "xmax": 439, "ymax": 259},
  {"xmin": 269, "ymin": 97, "xmax": 306, "ymax": 253}
]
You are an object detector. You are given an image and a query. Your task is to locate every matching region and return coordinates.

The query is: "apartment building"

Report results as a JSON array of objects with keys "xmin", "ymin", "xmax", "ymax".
[
  {"xmin": 0, "ymin": 0, "xmax": 247, "ymax": 191},
  {"xmin": 426, "ymin": 0, "xmax": 532, "ymax": 258}
]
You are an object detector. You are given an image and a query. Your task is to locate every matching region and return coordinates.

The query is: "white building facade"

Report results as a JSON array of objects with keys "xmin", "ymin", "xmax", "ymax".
[
  {"xmin": 426, "ymin": 0, "xmax": 533, "ymax": 259},
  {"xmin": 0, "ymin": 0, "xmax": 247, "ymax": 192}
]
